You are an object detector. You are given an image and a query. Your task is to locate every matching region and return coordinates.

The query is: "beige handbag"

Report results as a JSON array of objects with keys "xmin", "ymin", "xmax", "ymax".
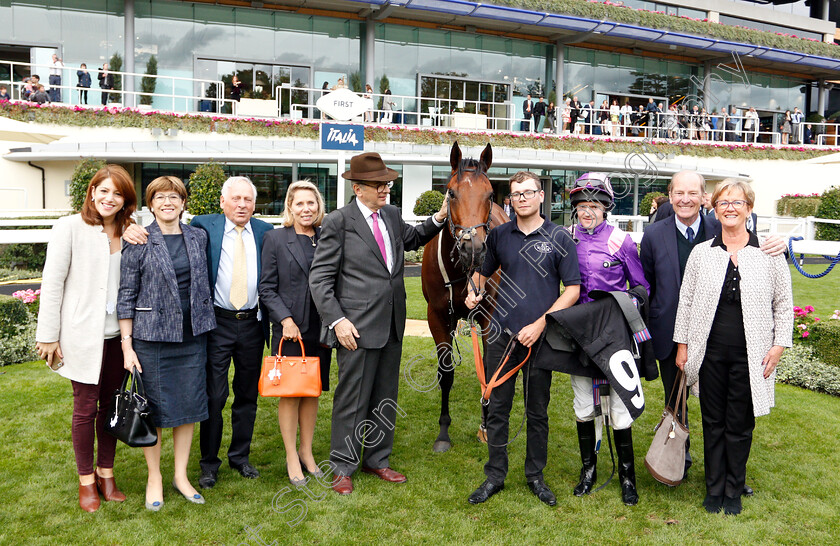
[{"xmin": 645, "ymin": 370, "xmax": 689, "ymax": 486}]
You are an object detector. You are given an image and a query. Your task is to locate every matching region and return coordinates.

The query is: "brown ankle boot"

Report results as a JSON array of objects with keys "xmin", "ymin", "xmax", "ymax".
[
  {"xmin": 79, "ymin": 482, "xmax": 100, "ymax": 512},
  {"xmin": 96, "ymin": 473, "xmax": 126, "ymax": 502}
]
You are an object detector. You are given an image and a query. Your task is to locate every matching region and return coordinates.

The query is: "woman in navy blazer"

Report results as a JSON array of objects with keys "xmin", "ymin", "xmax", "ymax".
[
  {"xmin": 118, "ymin": 176, "xmax": 216, "ymax": 511},
  {"xmin": 259, "ymin": 180, "xmax": 332, "ymax": 485}
]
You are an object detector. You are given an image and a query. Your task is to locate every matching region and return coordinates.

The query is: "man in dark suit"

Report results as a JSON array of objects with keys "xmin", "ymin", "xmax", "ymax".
[
  {"xmin": 656, "ymin": 191, "xmax": 758, "ymax": 236},
  {"xmin": 503, "ymin": 196, "xmax": 516, "ymax": 221},
  {"xmin": 570, "ymin": 96, "xmax": 581, "ymax": 133},
  {"xmin": 533, "ymin": 96, "xmax": 546, "ymax": 132},
  {"xmin": 581, "ymin": 100, "xmax": 594, "ymax": 134},
  {"xmin": 641, "ymin": 171, "xmax": 781, "ymax": 486},
  {"xmin": 309, "ymin": 152, "xmax": 447, "ymax": 495},
  {"xmin": 191, "ymin": 176, "xmax": 274, "ymax": 488},
  {"xmin": 522, "ymin": 94, "xmax": 533, "ymax": 132}
]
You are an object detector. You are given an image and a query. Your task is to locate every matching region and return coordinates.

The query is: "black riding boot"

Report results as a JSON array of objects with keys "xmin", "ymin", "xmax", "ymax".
[
  {"xmin": 614, "ymin": 427, "xmax": 639, "ymax": 506},
  {"xmin": 573, "ymin": 420, "xmax": 597, "ymax": 496}
]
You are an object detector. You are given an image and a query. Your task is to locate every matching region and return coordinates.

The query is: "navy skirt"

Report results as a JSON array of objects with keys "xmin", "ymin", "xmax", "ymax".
[{"xmin": 134, "ymin": 331, "xmax": 209, "ymax": 428}]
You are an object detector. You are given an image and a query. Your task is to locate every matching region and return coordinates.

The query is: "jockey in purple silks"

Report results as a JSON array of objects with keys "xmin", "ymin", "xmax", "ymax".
[{"xmin": 568, "ymin": 172, "xmax": 650, "ymax": 506}]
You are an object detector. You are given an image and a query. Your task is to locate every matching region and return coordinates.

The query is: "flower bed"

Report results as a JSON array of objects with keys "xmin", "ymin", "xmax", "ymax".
[
  {"xmin": 777, "ymin": 193, "xmax": 822, "ymax": 216},
  {"xmin": 2, "ymin": 103, "xmax": 837, "ymax": 162},
  {"xmin": 776, "ymin": 345, "xmax": 840, "ymax": 397},
  {"xmin": 488, "ymin": 0, "xmax": 840, "ymax": 59}
]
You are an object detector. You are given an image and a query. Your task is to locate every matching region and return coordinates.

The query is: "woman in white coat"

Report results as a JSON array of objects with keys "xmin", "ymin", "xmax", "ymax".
[
  {"xmin": 35, "ymin": 165, "xmax": 137, "ymax": 512},
  {"xmin": 674, "ymin": 178, "xmax": 792, "ymax": 516}
]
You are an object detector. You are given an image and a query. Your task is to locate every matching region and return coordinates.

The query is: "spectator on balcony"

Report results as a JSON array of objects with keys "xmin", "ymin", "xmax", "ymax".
[
  {"xmin": 791, "ymin": 107, "xmax": 803, "ymax": 144},
  {"xmin": 533, "ymin": 96, "xmax": 546, "ymax": 132},
  {"xmin": 804, "ymin": 123, "xmax": 813, "ymax": 145},
  {"xmin": 0, "ymin": 85, "xmax": 9, "ymax": 101},
  {"xmin": 580, "ymin": 100, "xmax": 593, "ymax": 135},
  {"xmin": 699, "ymin": 108, "xmax": 711, "ymax": 141},
  {"xmin": 609, "ymin": 99, "xmax": 620, "ymax": 136},
  {"xmin": 546, "ymin": 101, "xmax": 556, "ymax": 133},
  {"xmin": 570, "ymin": 96, "xmax": 581, "ymax": 133},
  {"xmin": 31, "ymin": 84, "xmax": 50, "ymax": 104},
  {"xmin": 230, "ymin": 75, "xmax": 242, "ymax": 102},
  {"xmin": 645, "ymin": 97, "xmax": 658, "ymax": 137},
  {"xmin": 77, "ymin": 64, "xmax": 91, "ymax": 105},
  {"xmin": 25, "ymin": 75, "xmax": 40, "ymax": 100},
  {"xmin": 709, "ymin": 110, "xmax": 720, "ymax": 141},
  {"xmin": 562, "ymin": 97, "xmax": 572, "ymax": 134},
  {"xmin": 380, "ymin": 89, "xmax": 395, "ymax": 124},
  {"xmin": 49, "ymin": 53, "xmax": 64, "ymax": 103},
  {"xmin": 632, "ymin": 104, "xmax": 645, "ymax": 137},
  {"xmin": 522, "ymin": 93, "xmax": 533, "ymax": 131},
  {"xmin": 721, "ymin": 108, "xmax": 738, "ymax": 142},
  {"xmin": 363, "ymin": 84, "xmax": 374, "ymax": 123},
  {"xmin": 620, "ymin": 100, "xmax": 632, "ymax": 137},
  {"xmin": 743, "ymin": 107, "xmax": 759, "ymax": 144},
  {"xmin": 781, "ymin": 110, "xmax": 792, "ymax": 145},
  {"xmin": 98, "ymin": 64, "xmax": 114, "ymax": 106},
  {"xmin": 599, "ymin": 100, "xmax": 611, "ymax": 135}
]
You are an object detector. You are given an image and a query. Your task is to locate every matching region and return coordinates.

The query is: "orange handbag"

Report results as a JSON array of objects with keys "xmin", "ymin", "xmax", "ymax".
[{"xmin": 259, "ymin": 339, "xmax": 322, "ymax": 398}]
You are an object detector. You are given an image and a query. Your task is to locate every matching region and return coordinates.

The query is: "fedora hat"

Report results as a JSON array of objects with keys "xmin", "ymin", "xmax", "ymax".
[{"xmin": 341, "ymin": 152, "xmax": 398, "ymax": 182}]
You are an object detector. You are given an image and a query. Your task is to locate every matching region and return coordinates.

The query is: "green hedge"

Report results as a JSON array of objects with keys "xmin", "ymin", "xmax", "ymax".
[
  {"xmin": 0, "ymin": 295, "xmax": 37, "ymax": 366},
  {"xmin": 0, "ymin": 243, "xmax": 47, "ymax": 271},
  {"xmin": 70, "ymin": 158, "xmax": 106, "ymax": 212},
  {"xmin": 776, "ymin": 195, "xmax": 821, "ymax": 217},
  {"xmin": 816, "ymin": 186, "xmax": 840, "ymax": 241},
  {"xmin": 488, "ymin": 0, "xmax": 840, "ymax": 59},
  {"xmin": 414, "ymin": 190, "xmax": 445, "ymax": 216},
  {"xmin": 809, "ymin": 320, "xmax": 840, "ymax": 367},
  {"xmin": 404, "ymin": 248, "xmax": 425, "ymax": 264},
  {"xmin": 640, "ymin": 191, "xmax": 665, "ymax": 217},
  {"xmin": 187, "ymin": 163, "xmax": 225, "ymax": 216},
  {"xmin": 776, "ymin": 345, "xmax": 840, "ymax": 397}
]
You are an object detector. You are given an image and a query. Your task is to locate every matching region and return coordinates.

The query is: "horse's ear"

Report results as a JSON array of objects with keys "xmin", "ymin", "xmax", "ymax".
[
  {"xmin": 450, "ymin": 141, "xmax": 461, "ymax": 171},
  {"xmin": 480, "ymin": 143, "xmax": 492, "ymax": 170}
]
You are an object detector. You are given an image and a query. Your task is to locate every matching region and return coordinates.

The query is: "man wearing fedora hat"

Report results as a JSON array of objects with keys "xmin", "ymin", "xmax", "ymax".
[{"xmin": 310, "ymin": 152, "xmax": 448, "ymax": 495}]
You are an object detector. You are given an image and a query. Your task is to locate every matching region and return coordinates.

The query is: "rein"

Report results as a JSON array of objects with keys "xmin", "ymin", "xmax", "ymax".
[{"xmin": 470, "ymin": 324, "xmax": 531, "ymax": 406}]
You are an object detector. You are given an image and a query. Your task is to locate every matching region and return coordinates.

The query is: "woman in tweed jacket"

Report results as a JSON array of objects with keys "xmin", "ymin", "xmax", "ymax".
[{"xmin": 674, "ymin": 179, "xmax": 792, "ymax": 516}]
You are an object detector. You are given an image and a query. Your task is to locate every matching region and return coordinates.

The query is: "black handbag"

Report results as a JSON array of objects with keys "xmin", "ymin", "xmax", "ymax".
[{"xmin": 105, "ymin": 369, "xmax": 158, "ymax": 447}]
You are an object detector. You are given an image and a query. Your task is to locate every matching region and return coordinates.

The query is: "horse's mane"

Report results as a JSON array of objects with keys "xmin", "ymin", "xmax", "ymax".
[{"xmin": 455, "ymin": 157, "xmax": 487, "ymax": 179}]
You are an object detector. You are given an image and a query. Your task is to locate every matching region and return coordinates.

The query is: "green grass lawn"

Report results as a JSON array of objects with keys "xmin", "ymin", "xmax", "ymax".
[
  {"xmin": 408, "ymin": 264, "xmax": 840, "ymax": 321},
  {"xmin": 2, "ymin": 266, "xmax": 839, "ymax": 544},
  {"xmin": 2, "ymin": 334, "xmax": 840, "ymax": 545}
]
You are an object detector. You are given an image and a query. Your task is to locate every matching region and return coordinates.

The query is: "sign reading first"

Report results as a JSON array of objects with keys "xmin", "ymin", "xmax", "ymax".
[{"xmin": 316, "ymin": 87, "xmax": 373, "ymax": 121}]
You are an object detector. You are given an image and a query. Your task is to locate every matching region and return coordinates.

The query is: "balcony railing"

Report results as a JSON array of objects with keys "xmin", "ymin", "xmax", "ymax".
[{"xmin": 0, "ymin": 60, "xmax": 231, "ymax": 114}]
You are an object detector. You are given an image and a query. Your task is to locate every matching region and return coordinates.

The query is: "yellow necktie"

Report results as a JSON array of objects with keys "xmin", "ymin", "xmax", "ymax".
[{"xmin": 230, "ymin": 226, "xmax": 247, "ymax": 310}]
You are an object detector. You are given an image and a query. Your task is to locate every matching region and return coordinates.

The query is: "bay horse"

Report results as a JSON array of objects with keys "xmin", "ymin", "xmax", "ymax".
[{"xmin": 421, "ymin": 141, "xmax": 510, "ymax": 453}]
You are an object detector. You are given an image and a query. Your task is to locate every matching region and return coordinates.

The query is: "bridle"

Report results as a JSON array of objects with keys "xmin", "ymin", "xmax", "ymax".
[{"xmin": 445, "ymin": 169, "xmax": 494, "ymax": 272}]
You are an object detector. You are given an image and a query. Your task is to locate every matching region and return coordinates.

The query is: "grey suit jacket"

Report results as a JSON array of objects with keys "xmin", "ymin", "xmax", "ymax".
[
  {"xmin": 259, "ymin": 226, "xmax": 320, "ymax": 337},
  {"xmin": 309, "ymin": 201, "xmax": 442, "ymax": 349},
  {"xmin": 117, "ymin": 221, "xmax": 216, "ymax": 342}
]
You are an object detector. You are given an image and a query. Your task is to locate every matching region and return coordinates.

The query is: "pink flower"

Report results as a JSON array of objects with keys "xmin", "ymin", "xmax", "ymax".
[{"xmin": 802, "ymin": 331, "xmax": 810, "ymax": 338}]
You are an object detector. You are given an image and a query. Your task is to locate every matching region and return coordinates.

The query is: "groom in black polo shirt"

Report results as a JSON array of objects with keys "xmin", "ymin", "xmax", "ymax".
[{"xmin": 465, "ymin": 171, "xmax": 580, "ymax": 506}]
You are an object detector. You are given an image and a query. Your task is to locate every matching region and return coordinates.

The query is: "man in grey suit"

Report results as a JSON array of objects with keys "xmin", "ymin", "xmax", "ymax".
[{"xmin": 309, "ymin": 152, "xmax": 447, "ymax": 495}]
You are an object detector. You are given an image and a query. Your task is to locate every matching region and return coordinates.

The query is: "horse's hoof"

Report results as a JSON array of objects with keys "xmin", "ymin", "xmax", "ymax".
[
  {"xmin": 477, "ymin": 426, "xmax": 488, "ymax": 444},
  {"xmin": 432, "ymin": 440, "xmax": 451, "ymax": 453}
]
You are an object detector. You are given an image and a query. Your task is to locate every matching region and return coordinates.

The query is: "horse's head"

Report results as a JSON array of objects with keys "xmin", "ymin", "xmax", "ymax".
[{"xmin": 445, "ymin": 142, "xmax": 493, "ymax": 272}]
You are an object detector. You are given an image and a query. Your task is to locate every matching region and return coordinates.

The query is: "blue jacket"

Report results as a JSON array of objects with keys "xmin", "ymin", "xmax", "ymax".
[
  {"xmin": 639, "ymin": 213, "xmax": 718, "ymax": 360},
  {"xmin": 117, "ymin": 221, "xmax": 216, "ymax": 342},
  {"xmin": 76, "ymin": 70, "xmax": 91, "ymax": 88},
  {"xmin": 189, "ymin": 213, "xmax": 274, "ymax": 343}
]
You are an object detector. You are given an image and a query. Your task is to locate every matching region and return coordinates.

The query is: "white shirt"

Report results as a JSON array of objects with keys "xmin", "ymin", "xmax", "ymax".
[
  {"xmin": 50, "ymin": 59, "xmax": 63, "ymax": 76},
  {"xmin": 356, "ymin": 198, "xmax": 394, "ymax": 273},
  {"xmin": 675, "ymin": 214, "xmax": 702, "ymax": 240},
  {"xmin": 214, "ymin": 217, "xmax": 259, "ymax": 311}
]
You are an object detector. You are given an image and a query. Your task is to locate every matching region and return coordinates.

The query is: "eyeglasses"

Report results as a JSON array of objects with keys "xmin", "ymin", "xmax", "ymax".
[
  {"xmin": 715, "ymin": 200, "xmax": 747, "ymax": 210},
  {"xmin": 508, "ymin": 189, "xmax": 539, "ymax": 201},
  {"xmin": 153, "ymin": 194, "xmax": 183, "ymax": 204},
  {"xmin": 360, "ymin": 181, "xmax": 393, "ymax": 193}
]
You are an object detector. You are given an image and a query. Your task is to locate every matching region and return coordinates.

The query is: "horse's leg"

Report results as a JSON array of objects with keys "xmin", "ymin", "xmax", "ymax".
[{"xmin": 428, "ymin": 306, "xmax": 455, "ymax": 453}]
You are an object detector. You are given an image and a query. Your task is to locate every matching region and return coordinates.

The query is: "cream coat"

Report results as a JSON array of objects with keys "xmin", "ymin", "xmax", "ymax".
[
  {"xmin": 36, "ymin": 214, "xmax": 115, "ymax": 384},
  {"xmin": 673, "ymin": 240, "xmax": 793, "ymax": 417}
]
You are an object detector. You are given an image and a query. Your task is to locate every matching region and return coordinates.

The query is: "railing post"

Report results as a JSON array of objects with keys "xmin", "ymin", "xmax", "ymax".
[{"xmin": 806, "ymin": 216, "xmax": 816, "ymax": 240}]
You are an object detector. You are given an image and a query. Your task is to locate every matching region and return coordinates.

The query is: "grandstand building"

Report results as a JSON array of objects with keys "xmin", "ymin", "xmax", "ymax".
[{"xmin": 2, "ymin": 0, "xmax": 840, "ymax": 220}]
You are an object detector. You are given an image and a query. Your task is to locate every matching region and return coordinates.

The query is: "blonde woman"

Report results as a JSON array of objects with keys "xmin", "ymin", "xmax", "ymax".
[
  {"xmin": 259, "ymin": 180, "xmax": 332, "ymax": 485},
  {"xmin": 36, "ymin": 165, "xmax": 137, "ymax": 512}
]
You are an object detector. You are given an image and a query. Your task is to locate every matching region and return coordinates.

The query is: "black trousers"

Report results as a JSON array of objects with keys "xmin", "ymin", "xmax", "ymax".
[
  {"xmin": 483, "ymin": 333, "xmax": 552, "ymax": 485},
  {"xmin": 699, "ymin": 342, "xmax": 755, "ymax": 498},
  {"xmin": 659, "ymin": 345, "xmax": 692, "ymax": 468},
  {"xmin": 199, "ymin": 312, "xmax": 265, "ymax": 472},
  {"xmin": 329, "ymin": 321, "xmax": 402, "ymax": 476}
]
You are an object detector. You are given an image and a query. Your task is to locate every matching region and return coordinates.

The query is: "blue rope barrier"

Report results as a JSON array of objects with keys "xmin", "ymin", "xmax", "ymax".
[{"xmin": 788, "ymin": 236, "xmax": 840, "ymax": 278}]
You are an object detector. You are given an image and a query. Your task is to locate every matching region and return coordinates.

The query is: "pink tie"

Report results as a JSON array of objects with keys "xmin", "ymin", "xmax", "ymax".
[{"xmin": 371, "ymin": 212, "xmax": 388, "ymax": 265}]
